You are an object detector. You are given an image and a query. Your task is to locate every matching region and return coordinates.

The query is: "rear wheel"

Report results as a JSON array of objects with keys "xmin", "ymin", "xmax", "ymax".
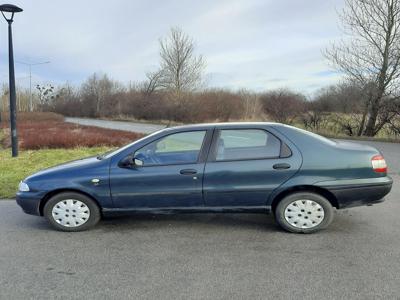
[
  {"xmin": 274, "ymin": 192, "xmax": 334, "ymax": 233},
  {"xmin": 43, "ymin": 192, "xmax": 101, "ymax": 232}
]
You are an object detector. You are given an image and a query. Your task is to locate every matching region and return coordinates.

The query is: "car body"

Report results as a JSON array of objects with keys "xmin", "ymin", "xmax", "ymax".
[{"xmin": 16, "ymin": 122, "xmax": 393, "ymax": 233}]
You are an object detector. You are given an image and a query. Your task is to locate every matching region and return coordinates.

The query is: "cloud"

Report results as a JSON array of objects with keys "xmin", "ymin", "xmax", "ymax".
[{"xmin": 0, "ymin": 0, "xmax": 345, "ymax": 93}]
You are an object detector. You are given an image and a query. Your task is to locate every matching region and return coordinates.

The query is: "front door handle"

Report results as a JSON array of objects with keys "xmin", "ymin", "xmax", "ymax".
[
  {"xmin": 180, "ymin": 169, "xmax": 198, "ymax": 175},
  {"xmin": 273, "ymin": 163, "xmax": 291, "ymax": 170}
]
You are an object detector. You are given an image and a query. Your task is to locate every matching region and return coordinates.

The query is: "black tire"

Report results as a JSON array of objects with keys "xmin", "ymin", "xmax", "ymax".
[
  {"xmin": 274, "ymin": 192, "xmax": 334, "ymax": 233},
  {"xmin": 43, "ymin": 192, "xmax": 101, "ymax": 232}
]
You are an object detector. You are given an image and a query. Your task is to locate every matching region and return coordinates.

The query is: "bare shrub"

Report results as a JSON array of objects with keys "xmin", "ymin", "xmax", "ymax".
[
  {"xmin": 190, "ymin": 90, "xmax": 245, "ymax": 123},
  {"xmin": 259, "ymin": 89, "xmax": 306, "ymax": 124},
  {"xmin": 302, "ymin": 101, "xmax": 330, "ymax": 131}
]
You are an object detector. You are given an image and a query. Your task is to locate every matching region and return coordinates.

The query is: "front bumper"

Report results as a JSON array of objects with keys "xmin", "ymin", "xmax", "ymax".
[
  {"xmin": 315, "ymin": 176, "xmax": 393, "ymax": 209},
  {"xmin": 16, "ymin": 191, "xmax": 46, "ymax": 216}
]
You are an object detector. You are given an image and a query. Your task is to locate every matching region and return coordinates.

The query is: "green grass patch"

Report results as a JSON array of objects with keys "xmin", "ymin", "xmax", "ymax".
[{"xmin": 0, "ymin": 147, "xmax": 112, "ymax": 199}]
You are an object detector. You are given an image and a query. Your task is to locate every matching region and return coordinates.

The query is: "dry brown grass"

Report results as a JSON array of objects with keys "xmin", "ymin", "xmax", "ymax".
[{"xmin": 1, "ymin": 111, "xmax": 64, "ymax": 122}]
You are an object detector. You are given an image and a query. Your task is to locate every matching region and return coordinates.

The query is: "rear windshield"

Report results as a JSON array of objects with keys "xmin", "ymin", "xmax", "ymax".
[{"xmin": 284, "ymin": 125, "xmax": 337, "ymax": 146}]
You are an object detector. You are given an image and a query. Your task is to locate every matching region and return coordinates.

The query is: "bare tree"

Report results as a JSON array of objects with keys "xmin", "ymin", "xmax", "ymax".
[
  {"xmin": 156, "ymin": 27, "xmax": 205, "ymax": 96},
  {"xmin": 325, "ymin": 0, "xmax": 400, "ymax": 136},
  {"xmin": 143, "ymin": 70, "xmax": 164, "ymax": 96},
  {"xmin": 81, "ymin": 73, "xmax": 117, "ymax": 116}
]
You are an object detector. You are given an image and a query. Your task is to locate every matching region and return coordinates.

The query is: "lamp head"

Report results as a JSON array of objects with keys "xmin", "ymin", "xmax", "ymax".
[{"xmin": 0, "ymin": 4, "xmax": 23, "ymax": 22}]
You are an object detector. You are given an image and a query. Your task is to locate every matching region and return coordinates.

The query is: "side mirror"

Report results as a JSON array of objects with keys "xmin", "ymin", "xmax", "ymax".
[
  {"xmin": 134, "ymin": 158, "xmax": 144, "ymax": 167},
  {"xmin": 118, "ymin": 155, "xmax": 134, "ymax": 168},
  {"xmin": 119, "ymin": 155, "xmax": 144, "ymax": 168}
]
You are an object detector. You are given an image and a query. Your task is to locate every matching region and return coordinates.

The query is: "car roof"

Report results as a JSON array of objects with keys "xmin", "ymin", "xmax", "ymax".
[{"xmin": 163, "ymin": 122, "xmax": 282, "ymax": 131}]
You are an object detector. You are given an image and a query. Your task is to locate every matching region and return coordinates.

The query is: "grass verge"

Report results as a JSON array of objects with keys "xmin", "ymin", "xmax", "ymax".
[{"xmin": 0, "ymin": 147, "xmax": 112, "ymax": 199}]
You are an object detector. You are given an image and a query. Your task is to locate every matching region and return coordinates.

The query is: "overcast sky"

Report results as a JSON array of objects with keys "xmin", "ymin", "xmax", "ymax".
[{"xmin": 0, "ymin": 0, "xmax": 345, "ymax": 94}]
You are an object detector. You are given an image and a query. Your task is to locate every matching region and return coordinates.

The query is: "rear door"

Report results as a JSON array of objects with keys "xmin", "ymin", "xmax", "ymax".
[{"xmin": 203, "ymin": 128, "xmax": 301, "ymax": 207}]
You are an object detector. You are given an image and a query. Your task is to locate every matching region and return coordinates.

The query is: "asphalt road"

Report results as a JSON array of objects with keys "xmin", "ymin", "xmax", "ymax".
[
  {"xmin": 65, "ymin": 117, "xmax": 166, "ymax": 134},
  {"xmin": 1, "ymin": 120, "xmax": 399, "ymax": 299}
]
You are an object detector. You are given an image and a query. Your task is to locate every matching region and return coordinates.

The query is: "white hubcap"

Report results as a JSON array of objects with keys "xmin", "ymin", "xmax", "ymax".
[
  {"xmin": 52, "ymin": 199, "xmax": 90, "ymax": 227},
  {"xmin": 284, "ymin": 199, "xmax": 325, "ymax": 229}
]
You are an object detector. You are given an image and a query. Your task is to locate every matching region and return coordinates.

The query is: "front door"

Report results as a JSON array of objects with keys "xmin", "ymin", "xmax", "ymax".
[
  {"xmin": 110, "ymin": 130, "xmax": 210, "ymax": 208},
  {"xmin": 203, "ymin": 128, "xmax": 300, "ymax": 207}
]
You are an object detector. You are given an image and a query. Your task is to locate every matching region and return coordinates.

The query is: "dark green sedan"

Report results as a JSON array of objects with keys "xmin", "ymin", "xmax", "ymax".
[{"xmin": 17, "ymin": 123, "xmax": 393, "ymax": 233}]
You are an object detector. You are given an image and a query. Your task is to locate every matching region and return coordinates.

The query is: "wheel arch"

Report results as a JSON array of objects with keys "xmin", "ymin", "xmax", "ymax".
[
  {"xmin": 270, "ymin": 185, "xmax": 339, "ymax": 212},
  {"xmin": 39, "ymin": 188, "xmax": 102, "ymax": 216}
]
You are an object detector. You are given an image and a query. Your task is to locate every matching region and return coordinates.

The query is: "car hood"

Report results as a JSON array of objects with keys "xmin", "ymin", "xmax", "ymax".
[{"xmin": 25, "ymin": 156, "xmax": 102, "ymax": 181}]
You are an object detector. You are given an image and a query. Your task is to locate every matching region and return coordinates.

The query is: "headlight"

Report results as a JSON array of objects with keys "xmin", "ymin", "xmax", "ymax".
[{"xmin": 19, "ymin": 181, "xmax": 30, "ymax": 192}]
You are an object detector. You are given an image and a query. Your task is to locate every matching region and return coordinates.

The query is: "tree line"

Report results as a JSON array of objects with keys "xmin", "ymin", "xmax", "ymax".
[{"xmin": 1, "ymin": 1, "xmax": 400, "ymax": 138}]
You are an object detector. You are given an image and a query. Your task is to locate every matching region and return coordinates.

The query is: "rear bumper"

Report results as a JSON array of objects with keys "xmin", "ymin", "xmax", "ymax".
[
  {"xmin": 315, "ymin": 176, "xmax": 393, "ymax": 209},
  {"xmin": 16, "ymin": 191, "xmax": 45, "ymax": 216}
]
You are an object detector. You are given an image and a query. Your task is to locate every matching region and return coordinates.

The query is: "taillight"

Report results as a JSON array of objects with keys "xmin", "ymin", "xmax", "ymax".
[{"xmin": 371, "ymin": 155, "xmax": 387, "ymax": 173}]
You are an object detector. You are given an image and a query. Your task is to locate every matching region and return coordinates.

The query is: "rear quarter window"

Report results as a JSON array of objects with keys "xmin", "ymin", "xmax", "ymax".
[{"xmin": 286, "ymin": 126, "xmax": 337, "ymax": 146}]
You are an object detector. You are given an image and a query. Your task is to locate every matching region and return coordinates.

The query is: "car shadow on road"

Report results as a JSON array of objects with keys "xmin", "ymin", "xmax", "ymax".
[
  {"xmin": 20, "ymin": 213, "xmax": 283, "ymax": 233},
  {"xmin": 98, "ymin": 213, "xmax": 280, "ymax": 232},
  {"xmin": 20, "ymin": 209, "xmax": 359, "ymax": 234},
  {"xmin": 97, "ymin": 211, "xmax": 360, "ymax": 233},
  {"xmin": 90, "ymin": 213, "xmax": 290, "ymax": 232}
]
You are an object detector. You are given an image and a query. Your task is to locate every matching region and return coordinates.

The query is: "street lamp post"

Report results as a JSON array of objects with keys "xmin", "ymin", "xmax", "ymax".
[
  {"xmin": 0, "ymin": 4, "xmax": 23, "ymax": 157},
  {"xmin": 17, "ymin": 61, "xmax": 50, "ymax": 112}
]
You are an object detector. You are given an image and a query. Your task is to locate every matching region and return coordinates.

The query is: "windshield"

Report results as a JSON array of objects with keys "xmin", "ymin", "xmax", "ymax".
[{"xmin": 97, "ymin": 130, "xmax": 162, "ymax": 159}]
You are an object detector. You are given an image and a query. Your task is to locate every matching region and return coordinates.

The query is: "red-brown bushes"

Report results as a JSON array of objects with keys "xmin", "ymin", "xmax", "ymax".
[
  {"xmin": 1, "ymin": 120, "xmax": 143, "ymax": 150},
  {"xmin": 0, "ymin": 112, "xmax": 64, "ymax": 123}
]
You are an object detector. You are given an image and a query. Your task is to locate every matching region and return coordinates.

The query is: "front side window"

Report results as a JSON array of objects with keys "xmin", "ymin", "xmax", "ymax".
[
  {"xmin": 134, "ymin": 131, "xmax": 206, "ymax": 166},
  {"xmin": 215, "ymin": 129, "xmax": 281, "ymax": 161}
]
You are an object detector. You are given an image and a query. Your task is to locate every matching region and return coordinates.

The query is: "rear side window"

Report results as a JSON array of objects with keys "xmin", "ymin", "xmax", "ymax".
[{"xmin": 214, "ymin": 129, "xmax": 281, "ymax": 161}]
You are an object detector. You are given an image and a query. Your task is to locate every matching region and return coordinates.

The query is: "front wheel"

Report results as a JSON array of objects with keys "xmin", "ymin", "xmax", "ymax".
[
  {"xmin": 274, "ymin": 192, "xmax": 334, "ymax": 233},
  {"xmin": 43, "ymin": 192, "xmax": 101, "ymax": 232}
]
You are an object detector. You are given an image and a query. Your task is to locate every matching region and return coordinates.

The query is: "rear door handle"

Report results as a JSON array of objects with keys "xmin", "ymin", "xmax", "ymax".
[
  {"xmin": 180, "ymin": 169, "xmax": 198, "ymax": 175},
  {"xmin": 273, "ymin": 163, "xmax": 291, "ymax": 170}
]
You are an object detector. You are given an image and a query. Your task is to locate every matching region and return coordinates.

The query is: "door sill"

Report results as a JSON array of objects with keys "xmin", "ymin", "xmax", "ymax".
[{"xmin": 102, "ymin": 206, "xmax": 271, "ymax": 216}]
